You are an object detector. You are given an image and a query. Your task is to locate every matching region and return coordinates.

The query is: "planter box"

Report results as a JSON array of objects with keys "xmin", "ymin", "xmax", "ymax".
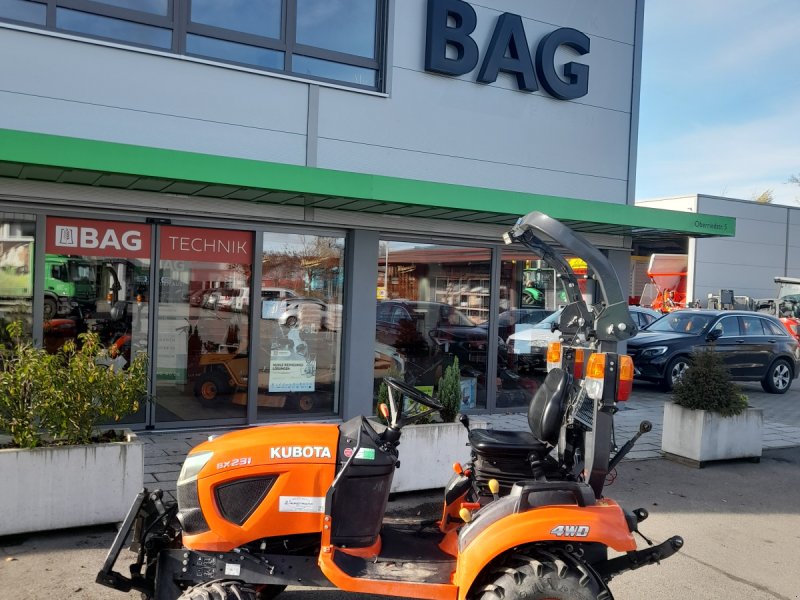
[
  {"xmin": 661, "ymin": 402, "xmax": 763, "ymax": 467},
  {"xmin": 0, "ymin": 431, "xmax": 143, "ymax": 536},
  {"xmin": 391, "ymin": 422, "xmax": 481, "ymax": 493}
]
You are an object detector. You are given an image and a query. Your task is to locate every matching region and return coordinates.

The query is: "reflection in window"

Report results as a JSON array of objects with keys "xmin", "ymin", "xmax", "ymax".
[
  {"xmin": 292, "ymin": 55, "xmax": 376, "ymax": 87},
  {"xmin": 375, "ymin": 242, "xmax": 491, "ymax": 410},
  {"xmin": 0, "ymin": 0, "xmax": 46, "ymax": 25},
  {"xmin": 56, "ymin": 8, "xmax": 172, "ymax": 49},
  {"xmin": 186, "ymin": 34, "xmax": 284, "ymax": 71},
  {"xmin": 190, "ymin": 0, "xmax": 281, "ymax": 39},
  {"xmin": 89, "ymin": 0, "xmax": 168, "ymax": 15},
  {"xmin": 0, "ymin": 214, "xmax": 35, "ymax": 343},
  {"xmin": 296, "ymin": 0, "xmax": 377, "ymax": 58},
  {"xmin": 257, "ymin": 233, "xmax": 344, "ymax": 418}
]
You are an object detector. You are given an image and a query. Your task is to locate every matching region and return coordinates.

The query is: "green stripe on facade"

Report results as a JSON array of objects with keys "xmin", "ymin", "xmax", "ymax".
[{"xmin": 0, "ymin": 128, "xmax": 735, "ymax": 236}]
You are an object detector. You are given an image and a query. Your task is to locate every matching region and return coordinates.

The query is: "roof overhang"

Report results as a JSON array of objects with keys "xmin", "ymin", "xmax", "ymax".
[{"xmin": 0, "ymin": 129, "xmax": 735, "ymax": 241}]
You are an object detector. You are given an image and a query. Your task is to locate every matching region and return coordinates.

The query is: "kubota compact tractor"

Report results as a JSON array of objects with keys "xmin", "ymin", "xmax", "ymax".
[{"xmin": 97, "ymin": 212, "xmax": 683, "ymax": 600}]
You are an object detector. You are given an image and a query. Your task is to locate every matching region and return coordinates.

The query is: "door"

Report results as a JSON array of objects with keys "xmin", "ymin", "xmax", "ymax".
[
  {"xmin": 152, "ymin": 225, "xmax": 253, "ymax": 426},
  {"xmin": 709, "ymin": 315, "xmax": 748, "ymax": 377}
]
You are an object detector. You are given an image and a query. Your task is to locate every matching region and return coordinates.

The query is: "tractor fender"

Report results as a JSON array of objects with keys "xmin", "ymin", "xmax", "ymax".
[{"xmin": 453, "ymin": 499, "xmax": 636, "ymax": 599}]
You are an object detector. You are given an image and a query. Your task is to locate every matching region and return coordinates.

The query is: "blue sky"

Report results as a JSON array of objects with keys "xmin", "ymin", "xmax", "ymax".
[{"xmin": 636, "ymin": 0, "xmax": 800, "ymax": 206}]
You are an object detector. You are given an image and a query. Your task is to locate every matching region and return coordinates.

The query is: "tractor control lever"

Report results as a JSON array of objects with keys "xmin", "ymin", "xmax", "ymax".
[{"xmin": 608, "ymin": 420, "xmax": 652, "ymax": 471}]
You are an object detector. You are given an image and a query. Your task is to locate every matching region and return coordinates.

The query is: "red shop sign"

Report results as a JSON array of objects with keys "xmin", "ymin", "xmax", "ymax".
[
  {"xmin": 160, "ymin": 226, "xmax": 252, "ymax": 263},
  {"xmin": 46, "ymin": 217, "xmax": 151, "ymax": 259}
]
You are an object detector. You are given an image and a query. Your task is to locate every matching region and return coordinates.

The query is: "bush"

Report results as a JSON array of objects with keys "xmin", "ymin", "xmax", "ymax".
[
  {"xmin": 672, "ymin": 348, "xmax": 748, "ymax": 417},
  {"xmin": 436, "ymin": 356, "xmax": 462, "ymax": 423},
  {"xmin": 0, "ymin": 322, "xmax": 148, "ymax": 448}
]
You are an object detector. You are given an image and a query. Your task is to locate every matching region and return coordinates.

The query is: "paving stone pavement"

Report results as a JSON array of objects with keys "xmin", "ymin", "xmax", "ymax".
[{"xmin": 141, "ymin": 380, "xmax": 800, "ymax": 499}]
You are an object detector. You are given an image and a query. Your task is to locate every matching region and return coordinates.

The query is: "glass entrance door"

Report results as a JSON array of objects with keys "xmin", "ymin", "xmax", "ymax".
[{"xmin": 153, "ymin": 225, "xmax": 253, "ymax": 425}]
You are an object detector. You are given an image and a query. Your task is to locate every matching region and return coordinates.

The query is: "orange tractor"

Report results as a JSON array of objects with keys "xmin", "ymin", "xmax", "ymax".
[{"xmin": 98, "ymin": 212, "xmax": 682, "ymax": 600}]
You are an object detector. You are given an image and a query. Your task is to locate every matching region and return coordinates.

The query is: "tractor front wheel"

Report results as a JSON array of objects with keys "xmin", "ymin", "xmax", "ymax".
[
  {"xmin": 178, "ymin": 580, "xmax": 258, "ymax": 600},
  {"xmin": 475, "ymin": 554, "xmax": 609, "ymax": 600},
  {"xmin": 194, "ymin": 372, "xmax": 228, "ymax": 403}
]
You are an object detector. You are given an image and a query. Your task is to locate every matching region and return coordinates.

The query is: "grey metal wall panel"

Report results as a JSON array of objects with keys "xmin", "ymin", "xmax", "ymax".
[
  {"xmin": 316, "ymin": 138, "xmax": 628, "ymax": 203},
  {"xmin": 0, "ymin": 28, "xmax": 309, "ymax": 164}
]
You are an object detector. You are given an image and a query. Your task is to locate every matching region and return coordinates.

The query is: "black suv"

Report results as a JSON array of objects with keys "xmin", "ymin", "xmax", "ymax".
[{"xmin": 628, "ymin": 309, "xmax": 800, "ymax": 393}]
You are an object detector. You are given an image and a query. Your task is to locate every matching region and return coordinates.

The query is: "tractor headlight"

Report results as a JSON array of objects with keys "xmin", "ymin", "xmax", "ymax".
[{"xmin": 178, "ymin": 451, "xmax": 213, "ymax": 484}]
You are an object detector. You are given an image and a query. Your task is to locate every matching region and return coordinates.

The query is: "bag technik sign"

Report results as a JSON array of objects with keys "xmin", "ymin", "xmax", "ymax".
[{"xmin": 425, "ymin": 0, "xmax": 590, "ymax": 100}]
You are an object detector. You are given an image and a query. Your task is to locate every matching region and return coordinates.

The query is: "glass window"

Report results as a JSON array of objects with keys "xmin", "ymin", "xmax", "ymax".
[
  {"xmin": 375, "ymin": 241, "xmax": 491, "ymax": 410},
  {"xmin": 741, "ymin": 316, "xmax": 765, "ymax": 336},
  {"xmin": 88, "ymin": 0, "xmax": 168, "ymax": 16},
  {"xmin": 190, "ymin": 0, "xmax": 281, "ymax": 39},
  {"xmin": 186, "ymin": 34, "xmax": 284, "ymax": 70},
  {"xmin": 296, "ymin": 0, "xmax": 377, "ymax": 58},
  {"xmin": 764, "ymin": 319, "xmax": 788, "ymax": 337},
  {"xmin": 41, "ymin": 217, "xmax": 151, "ymax": 425},
  {"xmin": 257, "ymin": 233, "xmax": 344, "ymax": 418},
  {"xmin": 292, "ymin": 54, "xmax": 376, "ymax": 87},
  {"xmin": 0, "ymin": 214, "xmax": 35, "ymax": 343},
  {"xmin": 0, "ymin": 0, "xmax": 45, "ymax": 25},
  {"xmin": 155, "ymin": 226, "xmax": 252, "ymax": 423},
  {"xmin": 711, "ymin": 316, "xmax": 740, "ymax": 337},
  {"xmin": 56, "ymin": 8, "xmax": 172, "ymax": 49}
]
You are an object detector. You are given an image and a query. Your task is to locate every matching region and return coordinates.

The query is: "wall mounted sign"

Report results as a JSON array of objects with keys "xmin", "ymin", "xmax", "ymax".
[
  {"xmin": 425, "ymin": 0, "xmax": 590, "ymax": 100},
  {"xmin": 160, "ymin": 226, "xmax": 253, "ymax": 263},
  {"xmin": 46, "ymin": 217, "xmax": 151, "ymax": 259}
]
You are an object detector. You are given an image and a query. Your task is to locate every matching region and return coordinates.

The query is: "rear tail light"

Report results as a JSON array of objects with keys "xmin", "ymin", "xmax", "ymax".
[
  {"xmin": 617, "ymin": 355, "xmax": 634, "ymax": 401},
  {"xmin": 574, "ymin": 348, "xmax": 585, "ymax": 380}
]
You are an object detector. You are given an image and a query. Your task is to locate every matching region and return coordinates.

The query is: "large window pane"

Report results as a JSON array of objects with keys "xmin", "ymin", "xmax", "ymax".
[
  {"xmin": 190, "ymin": 0, "xmax": 281, "ymax": 39},
  {"xmin": 88, "ymin": 0, "xmax": 168, "ymax": 16},
  {"xmin": 56, "ymin": 8, "xmax": 172, "ymax": 49},
  {"xmin": 187, "ymin": 34, "xmax": 284, "ymax": 70},
  {"xmin": 292, "ymin": 54, "xmax": 376, "ymax": 87},
  {"xmin": 155, "ymin": 226, "xmax": 252, "ymax": 423},
  {"xmin": 257, "ymin": 233, "xmax": 344, "ymax": 418},
  {"xmin": 0, "ymin": 0, "xmax": 45, "ymax": 25},
  {"xmin": 297, "ymin": 0, "xmax": 377, "ymax": 58},
  {"xmin": 0, "ymin": 214, "xmax": 35, "ymax": 343},
  {"xmin": 41, "ymin": 217, "xmax": 151, "ymax": 425},
  {"xmin": 375, "ymin": 242, "xmax": 491, "ymax": 410}
]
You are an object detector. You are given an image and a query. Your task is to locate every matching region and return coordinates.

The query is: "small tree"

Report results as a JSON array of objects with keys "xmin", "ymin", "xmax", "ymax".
[
  {"xmin": 672, "ymin": 348, "xmax": 747, "ymax": 417},
  {"xmin": 436, "ymin": 357, "xmax": 462, "ymax": 423}
]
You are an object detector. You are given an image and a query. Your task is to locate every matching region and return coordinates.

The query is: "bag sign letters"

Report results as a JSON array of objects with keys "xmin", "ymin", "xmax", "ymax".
[
  {"xmin": 425, "ymin": 0, "xmax": 590, "ymax": 100},
  {"xmin": 46, "ymin": 217, "xmax": 151, "ymax": 259}
]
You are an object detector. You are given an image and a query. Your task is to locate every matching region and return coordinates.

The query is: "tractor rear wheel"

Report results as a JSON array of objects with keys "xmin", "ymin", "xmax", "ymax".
[
  {"xmin": 475, "ymin": 554, "xmax": 609, "ymax": 600},
  {"xmin": 178, "ymin": 580, "xmax": 258, "ymax": 600}
]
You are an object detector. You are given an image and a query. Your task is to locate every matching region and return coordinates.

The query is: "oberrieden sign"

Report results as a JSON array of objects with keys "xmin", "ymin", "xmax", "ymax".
[
  {"xmin": 46, "ymin": 217, "xmax": 150, "ymax": 259},
  {"xmin": 160, "ymin": 226, "xmax": 252, "ymax": 263},
  {"xmin": 425, "ymin": 0, "xmax": 590, "ymax": 100}
]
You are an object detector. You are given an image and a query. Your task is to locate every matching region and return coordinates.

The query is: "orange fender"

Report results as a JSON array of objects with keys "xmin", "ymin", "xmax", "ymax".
[{"xmin": 453, "ymin": 499, "xmax": 636, "ymax": 600}]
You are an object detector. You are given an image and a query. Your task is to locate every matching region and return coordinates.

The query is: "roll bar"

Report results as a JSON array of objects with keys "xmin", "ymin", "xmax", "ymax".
[{"xmin": 504, "ymin": 211, "xmax": 637, "ymax": 352}]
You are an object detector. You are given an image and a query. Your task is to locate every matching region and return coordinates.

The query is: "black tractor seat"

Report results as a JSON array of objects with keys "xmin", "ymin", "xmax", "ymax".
[{"xmin": 469, "ymin": 368, "xmax": 571, "ymax": 494}]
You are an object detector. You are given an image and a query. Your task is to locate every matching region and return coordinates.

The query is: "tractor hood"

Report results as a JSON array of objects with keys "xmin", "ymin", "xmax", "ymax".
[{"xmin": 189, "ymin": 423, "xmax": 340, "ymax": 480}]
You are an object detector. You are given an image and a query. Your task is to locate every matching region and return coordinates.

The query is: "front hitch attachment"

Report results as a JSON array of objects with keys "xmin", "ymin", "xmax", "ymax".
[
  {"xmin": 594, "ymin": 535, "xmax": 684, "ymax": 581},
  {"xmin": 608, "ymin": 420, "xmax": 652, "ymax": 471}
]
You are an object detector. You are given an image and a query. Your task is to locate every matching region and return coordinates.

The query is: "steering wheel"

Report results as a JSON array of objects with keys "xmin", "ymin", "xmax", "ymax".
[{"xmin": 384, "ymin": 377, "xmax": 443, "ymax": 411}]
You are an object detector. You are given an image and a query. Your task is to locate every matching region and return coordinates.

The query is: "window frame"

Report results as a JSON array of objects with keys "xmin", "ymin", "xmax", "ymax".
[{"xmin": 1, "ymin": 0, "xmax": 388, "ymax": 91}]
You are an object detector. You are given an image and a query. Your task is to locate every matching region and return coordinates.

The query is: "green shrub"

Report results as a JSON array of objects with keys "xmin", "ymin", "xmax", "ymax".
[
  {"xmin": 436, "ymin": 356, "xmax": 462, "ymax": 423},
  {"xmin": 0, "ymin": 322, "xmax": 148, "ymax": 448},
  {"xmin": 672, "ymin": 348, "xmax": 748, "ymax": 417}
]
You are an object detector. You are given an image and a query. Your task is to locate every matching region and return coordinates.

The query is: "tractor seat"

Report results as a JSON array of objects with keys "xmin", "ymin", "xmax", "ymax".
[{"xmin": 468, "ymin": 429, "xmax": 549, "ymax": 457}]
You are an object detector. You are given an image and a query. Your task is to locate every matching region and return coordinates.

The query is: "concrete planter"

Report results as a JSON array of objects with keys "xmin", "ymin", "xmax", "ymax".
[
  {"xmin": 0, "ymin": 431, "xmax": 144, "ymax": 536},
  {"xmin": 391, "ymin": 422, "xmax": 475, "ymax": 493},
  {"xmin": 661, "ymin": 401, "xmax": 763, "ymax": 467}
]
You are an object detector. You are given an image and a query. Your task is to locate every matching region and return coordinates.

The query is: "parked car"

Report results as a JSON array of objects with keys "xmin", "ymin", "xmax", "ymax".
[
  {"xmin": 507, "ymin": 306, "xmax": 661, "ymax": 371},
  {"xmin": 213, "ymin": 288, "xmax": 241, "ymax": 312},
  {"xmin": 375, "ymin": 300, "xmax": 501, "ymax": 369},
  {"xmin": 490, "ymin": 307, "xmax": 554, "ymax": 341},
  {"xmin": 278, "ymin": 297, "xmax": 327, "ymax": 328},
  {"xmin": 628, "ymin": 309, "xmax": 800, "ymax": 393},
  {"xmin": 234, "ymin": 286, "xmax": 298, "ymax": 313}
]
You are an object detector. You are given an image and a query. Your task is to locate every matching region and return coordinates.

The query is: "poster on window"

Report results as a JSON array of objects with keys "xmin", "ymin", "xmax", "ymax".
[{"xmin": 268, "ymin": 354, "xmax": 316, "ymax": 393}]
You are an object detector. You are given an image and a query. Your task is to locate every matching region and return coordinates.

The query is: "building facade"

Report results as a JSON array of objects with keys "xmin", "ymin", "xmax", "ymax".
[{"xmin": 0, "ymin": 0, "xmax": 733, "ymax": 429}]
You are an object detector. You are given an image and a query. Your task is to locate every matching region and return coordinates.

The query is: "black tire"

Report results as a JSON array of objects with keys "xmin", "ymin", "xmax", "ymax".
[
  {"xmin": 179, "ymin": 580, "xmax": 257, "ymax": 600},
  {"xmin": 761, "ymin": 359, "xmax": 793, "ymax": 394},
  {"xmin": 256, "ymin": 585, "xmax": 286, "ymax": 600},
  {"xmin": 43, "ymin": 297, "xmax": 57, "ymax": 319},
  {"xmin": 662, "ymin": 355, "xmax": 691, "ymax": 391},
  {"xmin": 284, "ymin": 315, "xmax": 298, "ymax": 328},
  {"xmin": 475, "ymin": 554, "xmax": 609, "ymax": 600},
  {"xmin": 194, "ymin": 372, "xmax": 229, "ymax": 403}
]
